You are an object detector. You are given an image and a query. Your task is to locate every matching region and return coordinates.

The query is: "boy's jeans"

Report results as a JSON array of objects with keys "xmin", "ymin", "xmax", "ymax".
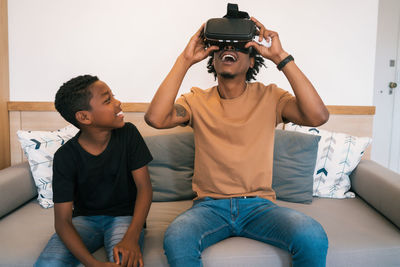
[
  {"xmin": 164, "ymin": 197, "xmax": 328, "ymax": 267},
  {"xmin": 34, "ymin": 215, "xmax": 144, "ymax": 267}
]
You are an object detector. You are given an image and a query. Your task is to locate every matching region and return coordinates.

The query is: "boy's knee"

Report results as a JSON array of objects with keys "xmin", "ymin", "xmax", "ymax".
[{"xmin": 34, "ymin": 257, "xmax": 77, "ymax": 267}]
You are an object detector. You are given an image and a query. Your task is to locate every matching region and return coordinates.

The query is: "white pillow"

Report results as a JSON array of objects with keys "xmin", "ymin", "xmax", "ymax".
[
  {"xmin": 17, "ymin": 125, "xmax": 79, "ymax": 208},
  {"xmin": 285, "ymin": 123, "xmax": 371, "ymax": 199}
]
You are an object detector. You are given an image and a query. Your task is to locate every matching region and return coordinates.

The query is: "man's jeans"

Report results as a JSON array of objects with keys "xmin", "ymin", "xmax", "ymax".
[
  {"xmin": 164, "ymin": 197, "xmax": 328, "ymax": 267},
  {"xmin": 34, "ymin": 215, "xmax": 144, "ymax": 267}
]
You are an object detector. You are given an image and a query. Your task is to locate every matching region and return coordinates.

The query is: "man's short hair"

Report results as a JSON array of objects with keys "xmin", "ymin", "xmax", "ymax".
[
  {"xmin": 207, "ymin": 49, "xmax": 265, "ymax": 81},
  {"xmin": 55, "ymin": 75, "xmax": 99, "ymax": 128}
]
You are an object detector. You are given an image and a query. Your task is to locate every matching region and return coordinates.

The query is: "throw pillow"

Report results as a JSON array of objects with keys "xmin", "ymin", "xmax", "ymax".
[
  {"xmin": 272, "ymin": 130, "xmax": 321, "ymax": 204},
  {"xmin": 17, "ymin": 125, "xmax": 79, "ymax": 208},
  {"xmin": 144, "ymin": 132, "xmax": 196, "ymax": 201},
  {"xmin": 285, "ymin": 123, "xmax": 372, "ymax": 198}
]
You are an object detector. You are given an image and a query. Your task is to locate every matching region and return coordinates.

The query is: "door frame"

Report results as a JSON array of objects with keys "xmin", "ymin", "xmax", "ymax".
[{"xmin": 389, "ymin": 20, "xmax": 400, "ymax": 172}]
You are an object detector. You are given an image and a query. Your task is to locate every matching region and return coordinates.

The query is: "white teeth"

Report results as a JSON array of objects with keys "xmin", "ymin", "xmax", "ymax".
[
  {"xmin": 116, "ymin": 111, "xmax": 124, "ymax": 117},
  {"xmin": 222, "ymin": 54, "xmax": 237, "ymax": 62}
]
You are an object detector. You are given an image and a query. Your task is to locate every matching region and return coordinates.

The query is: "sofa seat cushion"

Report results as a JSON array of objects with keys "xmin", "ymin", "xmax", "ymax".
[
  {"xmin": 1, "ymin": 197, "xmax": 399, "ymax": 267},
  {"xmin": 280, "ymin": 198, "xmax": 400, "ymax": 267},
  {"xmin": 144, "ymin": 198, "xmax": 400, "ymax": 267}
]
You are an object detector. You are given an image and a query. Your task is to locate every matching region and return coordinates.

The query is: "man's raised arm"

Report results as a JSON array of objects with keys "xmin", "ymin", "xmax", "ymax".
[
  {"xmin": 145, "ymin": 24, "xmax": 219, "ymax": 129},
  {"xmin": 246, "ymin": 17, "xmax": 329, "ymax": 127}
]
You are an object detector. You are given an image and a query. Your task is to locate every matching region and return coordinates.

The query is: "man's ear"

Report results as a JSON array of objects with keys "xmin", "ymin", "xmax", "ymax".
[
  {"xmin": 250, "ymin": 56, "xmax": 255, "ymax": 69},
  {"xmin": 75, "ymin": 111, "xmax": 92, "ymax": 126}
]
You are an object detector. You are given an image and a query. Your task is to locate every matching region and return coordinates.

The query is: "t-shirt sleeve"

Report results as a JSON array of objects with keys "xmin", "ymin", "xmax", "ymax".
[
  {"xmin": 52, "ymin": 146, "xmax": 76, "ymax": 203},
  {"xmin": 127, "ymin": 124, "xmax": 153, "ymax": 171},
  {"xmin": 175, "ymin": 91, "xmax": 194, "ymax": 127},
  {"xmin": 275, "ymin": 87, "xmax": 296, "ymax": 125}
]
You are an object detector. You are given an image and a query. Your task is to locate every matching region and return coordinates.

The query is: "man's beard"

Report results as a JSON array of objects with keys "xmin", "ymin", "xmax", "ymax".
[{"xmin": 220, "ymin": 72, "xmax": 236, "ymax": 79}]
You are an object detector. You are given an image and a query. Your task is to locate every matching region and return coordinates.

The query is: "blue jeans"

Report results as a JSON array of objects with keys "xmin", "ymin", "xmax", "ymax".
[
  {"xmin": 164, "ymin": 197, "xmax": 328, "ymax": 267},
  {"xmin": 34, "ymin": 215, "xmax": 144, "ymax": 267}
]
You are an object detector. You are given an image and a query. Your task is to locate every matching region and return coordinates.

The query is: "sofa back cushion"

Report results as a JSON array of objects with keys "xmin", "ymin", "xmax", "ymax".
[
  {"xmin": 144, "ymin": 130, "xmax": 319, "ymax": 203},
  {"xmin": 144, "ymin": 133, "xmax": 195, "ymax": 201},
  {"xmin": 272, "ymin": 130, "xmax": 320, "ymax": 203}
]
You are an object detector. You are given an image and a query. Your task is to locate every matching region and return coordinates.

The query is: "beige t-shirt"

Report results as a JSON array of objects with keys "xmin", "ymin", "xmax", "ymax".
[{"xmin": 176, "ymin": 82, "xmax": 295, "ymax": 201}]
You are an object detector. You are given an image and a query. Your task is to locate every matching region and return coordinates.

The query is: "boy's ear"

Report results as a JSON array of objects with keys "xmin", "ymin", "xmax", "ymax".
[{"xmin": 75, "ymin": 111, "xmax": 92, "ymax": 126}]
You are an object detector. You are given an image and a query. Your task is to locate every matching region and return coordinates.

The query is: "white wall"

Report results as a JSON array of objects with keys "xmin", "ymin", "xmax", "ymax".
[{"xmin": 8, "ymin": 0, "xmax": 378, "ymax": 105}]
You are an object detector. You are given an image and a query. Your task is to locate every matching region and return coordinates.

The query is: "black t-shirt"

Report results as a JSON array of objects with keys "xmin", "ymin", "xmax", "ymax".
[{"xmin": 53, "ymin": 122, "xmax": 152, "ymax": 217}]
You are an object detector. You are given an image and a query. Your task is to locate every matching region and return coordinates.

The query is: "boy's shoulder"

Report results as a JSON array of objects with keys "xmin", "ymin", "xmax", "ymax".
[{"xmin": 54, "ymin": 132, "xmax": 80, "ymax": 159}]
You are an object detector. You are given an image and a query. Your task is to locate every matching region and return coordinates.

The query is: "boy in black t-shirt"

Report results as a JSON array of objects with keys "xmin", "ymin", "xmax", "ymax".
[{"xmin": 35, "ymin": 75, "xmax": 153, "ymax": 267}]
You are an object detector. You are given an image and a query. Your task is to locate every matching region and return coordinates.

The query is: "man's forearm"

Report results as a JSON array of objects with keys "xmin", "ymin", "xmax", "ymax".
[
  {"xmin": 145, "ymin": 54, "xmax": 191, "ymax": 128},
  {"xmin": 280, "ymin": 56, "xmax": 329, "ymax": 126}
]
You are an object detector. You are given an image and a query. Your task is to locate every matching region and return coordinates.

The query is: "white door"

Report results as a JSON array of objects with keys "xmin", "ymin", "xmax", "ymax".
[
  {"xmin": 372, "ymin": 0, "xmax": 400, "ymax": 173},
  {"xmin": 389, "ymin": 42, "xmax": 400, "ymax": 171}
]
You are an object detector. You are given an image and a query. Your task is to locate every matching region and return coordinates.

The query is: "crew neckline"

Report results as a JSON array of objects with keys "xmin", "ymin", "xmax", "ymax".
[
  {"xmin": 216, "ymin": 83, "xmax": 249, "ymax": 103},
  {"xmin": 74, "ymin": 130, "xmax": 114, "ymax": 158}
]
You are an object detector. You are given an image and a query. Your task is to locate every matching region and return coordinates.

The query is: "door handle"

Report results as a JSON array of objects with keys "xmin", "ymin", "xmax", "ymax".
[{"xmin": 389, "ymin": 82, "xmax": 397, "ymax": 94}]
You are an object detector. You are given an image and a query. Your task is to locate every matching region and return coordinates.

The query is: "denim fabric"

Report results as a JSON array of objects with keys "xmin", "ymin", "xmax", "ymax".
[
  {"xmin": 164, "ymin": 197, "xmax": 328, "ymax": 267},
  {"xmin": 34, "ymin": 215, "xmax": 144, "ymax": 267}
]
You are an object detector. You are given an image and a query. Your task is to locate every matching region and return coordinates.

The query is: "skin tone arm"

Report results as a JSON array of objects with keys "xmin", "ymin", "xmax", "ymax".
[
  {"xmin": 144, "ymin": 24, "xmax": 219, "ymax": 129},
  {"xmin": 112, "ymin": 165, "xmax": 153, "ymax": 267},
  {"xmin": 246, "ymin": 17, "xmax": 329, "ymax": 127},
  {"xmin": 54, "ymin": 203, "xmax": 119, "ymax": 267}
]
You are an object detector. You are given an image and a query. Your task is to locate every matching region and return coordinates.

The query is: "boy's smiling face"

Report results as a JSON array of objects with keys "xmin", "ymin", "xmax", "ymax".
[{"xmin": 85, "ymin": 80, "xmax": 125, "ymax": 129}]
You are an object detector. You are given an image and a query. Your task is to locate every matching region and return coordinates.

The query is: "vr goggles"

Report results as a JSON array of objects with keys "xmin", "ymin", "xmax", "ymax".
[{"xmin": 204, "ymin": 3, "xmax": 256, "ymax": 53}]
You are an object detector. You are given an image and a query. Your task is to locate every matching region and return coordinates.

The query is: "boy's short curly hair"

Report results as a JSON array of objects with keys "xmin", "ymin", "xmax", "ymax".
[
  {"xmin": 207, "ymin": 49, "xmax": 266, "ymax": 81},
  {"xmin": 55, "ymin": 75, "xmax": 99, "ymax": 128}
]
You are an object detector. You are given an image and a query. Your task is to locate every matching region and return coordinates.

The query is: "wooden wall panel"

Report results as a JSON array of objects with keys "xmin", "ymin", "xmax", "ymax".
[
  {"xmin": 0, "ymin": 0, "xmax": 10, "ymax": 169},
  {"xmin": 7, "ymin": 102, "xmax": 376, "ymax": 165},
  {"xmin": 7, "ymin": 102, "xmax": 376, "ymax": 115},
  {"xmin": 9, "ymin": 111, "xmax": 22, "ymax": 164}
]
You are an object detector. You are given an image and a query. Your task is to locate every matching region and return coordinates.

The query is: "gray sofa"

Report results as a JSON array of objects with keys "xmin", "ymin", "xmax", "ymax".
[{"xmin": 1, "ymin": 132, "xmax": 400, "ymax": 267}]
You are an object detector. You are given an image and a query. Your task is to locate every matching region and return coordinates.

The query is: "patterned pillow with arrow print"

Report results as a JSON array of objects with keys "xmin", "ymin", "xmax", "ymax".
[
  {"xmin": 17, "ymin": 125, "xmax": 79, "ymax": 208},
  {"xmin": 285, "ymin": 123, "xmax": 372, "ymax": 198}
]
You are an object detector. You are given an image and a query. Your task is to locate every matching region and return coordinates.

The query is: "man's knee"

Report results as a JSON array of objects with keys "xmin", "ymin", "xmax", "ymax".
[
  {"xmin": 292, "ymin": 217, "xmax": 329, "ymax": 256},
  {"xmin": 163, "ymin": 212, "xmax": 206, "ymax": 259},
  {"xmin": 164, "ymin": 220, "xmax": 193, "ymax": 251}
]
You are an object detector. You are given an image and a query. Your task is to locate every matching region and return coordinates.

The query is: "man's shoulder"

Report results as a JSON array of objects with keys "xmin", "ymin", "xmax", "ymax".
[
  {"xmin": 187, "ymin": 86, "xmax": 216, "ymax": 96},
  {"xmin": 248, "ymin": 82, "xmax": 287, "ymax": 98}
]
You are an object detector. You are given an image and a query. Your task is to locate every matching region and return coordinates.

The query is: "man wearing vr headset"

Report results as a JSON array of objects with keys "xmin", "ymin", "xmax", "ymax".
[{"xmin": 145, "ymin": 5, "xmax": 329, "ymax": 267}]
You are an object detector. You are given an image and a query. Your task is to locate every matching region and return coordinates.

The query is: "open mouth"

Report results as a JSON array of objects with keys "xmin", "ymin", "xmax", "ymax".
[
  {"xmin": 221, "ymin": 54, "xmax": 237, "ymax": 62},
  {"xmin": 116, "ymin": 111, "xmax": 124, "ymax": 118}
]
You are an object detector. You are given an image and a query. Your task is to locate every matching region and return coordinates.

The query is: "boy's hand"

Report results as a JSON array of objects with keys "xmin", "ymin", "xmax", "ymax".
[
  {"xmin": 245, "ymin": 17, "xmax": 289, "ymax": 65},
  {"xmin": 180, "ymin": 24, "xmax": 219, "ymax": 67},
  {"xmin": 113, "ymin": 239, "xmax": 143, "ymax": 267}
]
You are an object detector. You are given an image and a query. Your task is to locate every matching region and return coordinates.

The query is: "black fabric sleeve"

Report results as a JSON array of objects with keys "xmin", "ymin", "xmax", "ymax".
[
  {"xmin": 126, "ymin": 123, "xmax": 153, "ymax": 171},
  {"xmin": 52, "ymin": 145, "xmax": 77, "ymax": 203}
]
